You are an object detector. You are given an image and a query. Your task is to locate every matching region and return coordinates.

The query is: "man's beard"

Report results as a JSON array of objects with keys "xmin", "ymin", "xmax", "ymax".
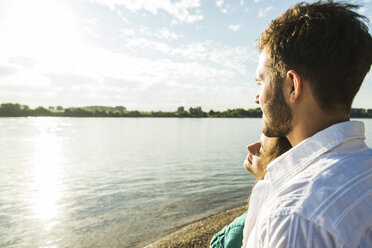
[{"xmin": 262, "ymin": 81, "xmax": 293, "ymax": 137}]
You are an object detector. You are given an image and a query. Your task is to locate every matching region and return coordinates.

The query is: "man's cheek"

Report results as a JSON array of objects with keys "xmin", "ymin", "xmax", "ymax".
[{"xmin": 259, "ymin": 94, "xmax": 265, "ymax": 110}]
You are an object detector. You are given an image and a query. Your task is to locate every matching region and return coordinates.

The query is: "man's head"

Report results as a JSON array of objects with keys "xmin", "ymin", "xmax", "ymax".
[{"xmin": 255, "ymin": 1, "xmax": 372, "ymax": 137}]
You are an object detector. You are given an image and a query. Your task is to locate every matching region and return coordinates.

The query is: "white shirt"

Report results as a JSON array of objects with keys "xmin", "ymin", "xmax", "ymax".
[{"xmin": 242, "ymin": 121, "xmax": 372, "ymax": 248}]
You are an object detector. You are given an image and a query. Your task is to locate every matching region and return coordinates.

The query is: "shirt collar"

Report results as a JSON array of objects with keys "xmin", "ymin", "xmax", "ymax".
[{"xmin": 264, "ymin": 121, "xmax": 366, "ymax": 189}]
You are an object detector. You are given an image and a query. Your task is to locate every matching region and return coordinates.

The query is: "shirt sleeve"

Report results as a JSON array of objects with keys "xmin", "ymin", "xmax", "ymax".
[{"xmin": 256, "ymin": 212, "xmax": 345, "ymax": 248}]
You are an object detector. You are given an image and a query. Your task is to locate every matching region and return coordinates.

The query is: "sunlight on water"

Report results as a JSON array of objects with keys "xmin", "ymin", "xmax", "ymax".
[
  {"xmin": 28, "ymin": 118, "xmax": 63, "ymax": 224},
  {"xmin": 5, "ymin": 118, "xmax": 371, "ymax": 248}
]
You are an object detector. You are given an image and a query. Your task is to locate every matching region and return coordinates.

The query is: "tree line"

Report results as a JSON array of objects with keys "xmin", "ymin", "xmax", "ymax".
[{"xmin": 0, "ymin": 103, "xmax": 371, "ymax": 118}]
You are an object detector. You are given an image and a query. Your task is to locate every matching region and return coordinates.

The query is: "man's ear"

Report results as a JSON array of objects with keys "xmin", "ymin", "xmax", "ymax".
[{"xmin": 285, "ymin": 70, "xmax": 302, "ymax": 103}]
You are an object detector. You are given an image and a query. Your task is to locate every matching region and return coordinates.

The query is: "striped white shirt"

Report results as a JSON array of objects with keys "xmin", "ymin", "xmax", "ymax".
[{"xmin": 242, "ymin": 121, "xmax": 372, "ymax": 248}]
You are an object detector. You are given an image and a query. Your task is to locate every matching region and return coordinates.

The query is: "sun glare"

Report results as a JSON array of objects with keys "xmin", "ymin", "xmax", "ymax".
[
  {"xmin": 29, "ymin": 118, "xmax": 64, "ymax": 223},
  {"xmin": 1, "ymin": 0, "xmax": 82, "ymax": 63}
]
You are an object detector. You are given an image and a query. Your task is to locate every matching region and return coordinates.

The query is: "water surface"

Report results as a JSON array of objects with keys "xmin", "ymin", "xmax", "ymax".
[
  {"xmin": 1, "ymin": 118, "xmax": 371, "ymax": 248},
  {"xmin": 0, "ymin": 118, "xmax": 265, "ymax": 248}
]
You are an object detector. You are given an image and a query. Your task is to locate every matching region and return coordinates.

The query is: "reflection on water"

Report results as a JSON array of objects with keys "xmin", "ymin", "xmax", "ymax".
[
  {"xmin": 0, "ymin": 117, "xmax": 71, "ymax": 248},
  {"xmin": 29, "ymin": 118, "xmax": 63, "ymax": 223}
]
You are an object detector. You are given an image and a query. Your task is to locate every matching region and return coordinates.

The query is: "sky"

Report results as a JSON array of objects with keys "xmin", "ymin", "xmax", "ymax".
[{"xmin": 0, "ymin": 0, "xmax": 371, "ymax": 111}]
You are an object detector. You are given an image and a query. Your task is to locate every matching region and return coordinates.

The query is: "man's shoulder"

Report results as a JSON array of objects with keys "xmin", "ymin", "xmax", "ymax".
[
  {"xmin": 260, "ymin": 153, "xmax": 372, "ymax": 247},
  {"xmin": 265, "ymin": 151, "xmax": 372, "ymax": 219}
]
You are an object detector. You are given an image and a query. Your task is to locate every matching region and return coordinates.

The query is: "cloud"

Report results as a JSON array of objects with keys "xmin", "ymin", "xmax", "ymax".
[
  {"xmin": 216, "ymin": 0, "xmax": 224, "ymax": 7},
  {"xmin": 229, "ymin": 24, "xmax": 241, "ymax": 32},
  {"xmin": 1, "ymin": 40, "xmax": 247, "ymax": 105},
  {"xmin": 7, "ymin": 56, "xmax": 35, "ymax": 69},
  {"xmin": 0, "ymin": 64, "xmax": 19, "ymax": 77},
  {"xmin": 155, "ymin": 29, "xmax": 184, "ymax": 40},
  {"xmin": 0, "ymin": 36, "xmax": 260, "ymax": 110},
  {"xmin": 258, "ymin": 6, "xmax": 273, "ymax": 18},
  {"xmin": 220, "ymin": 5, "xmax": 233, "ymax": 14},
  {"xmin": 83, "ymin": 18, "xmax": 100, "ymax": 37},
  {"xmin": 90, "ymin": 0, "xmax": 203, "ymax": 23},
  {"xmin": 102, "ymin": 76, "xmax": 140, "ymax": 89},
  {"xmin": 44, "ymin": 73, "xmax": 134, "ymax": 102},
  {"xmin": 0, "ymin": 64, "xmax": 51, "ymax": 92},
  {"xmin": 124, "ymin": 37, "xmax": 258, "ymax": 74},
  {"xmin": 84, "ymin": 18, "xmax": 99, "ymax": 25},
  {"xmin": 45, "ymin": 72, "xmax": 97, "ymax": 87},
  {"xmin": 215, "ymin": 0, "xmax": 233, "ymax": 14},
  {"xmin": 84, "ymin": 26, "xmax": 99, "ymax": 38},
  {"xmin": 120, "ymin": 28, "xmax": 136, "ymax": 37},
  {"xmin": 120, "ymin": 23, "xmax": 183, "ymax": 41}
]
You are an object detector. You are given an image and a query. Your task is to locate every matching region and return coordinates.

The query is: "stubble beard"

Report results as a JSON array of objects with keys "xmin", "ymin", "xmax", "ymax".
[{"xmin": 261, "ymin": 81, "xmax": 293, "ymax": 137}]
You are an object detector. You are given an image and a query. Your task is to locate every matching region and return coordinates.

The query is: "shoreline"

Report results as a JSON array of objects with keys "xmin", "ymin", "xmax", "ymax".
[{"xmin": 144, "ymin": 205, "xmax": 247, "ymax": 248}]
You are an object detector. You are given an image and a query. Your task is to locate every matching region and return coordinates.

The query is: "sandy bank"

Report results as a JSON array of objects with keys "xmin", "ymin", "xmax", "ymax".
[{"xmin": 144, "ymin": 205, "xmax": 247, "ymax": 248}]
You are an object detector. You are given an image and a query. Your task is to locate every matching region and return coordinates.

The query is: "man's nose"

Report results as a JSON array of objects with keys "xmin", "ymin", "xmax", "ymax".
[{"xmin": 247, "ymin": 141, "xmax": 261, "ymax": 156}]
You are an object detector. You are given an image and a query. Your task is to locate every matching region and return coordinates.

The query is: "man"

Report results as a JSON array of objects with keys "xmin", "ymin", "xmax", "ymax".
[{"xmin": 242, "ymin": 2, "xmax": 372, "ymax": 248}]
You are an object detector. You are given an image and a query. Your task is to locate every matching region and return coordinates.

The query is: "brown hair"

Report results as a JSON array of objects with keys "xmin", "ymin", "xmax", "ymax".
[
  {"xmin": 259, "ymin": 136, "xmax": 292, "ymax": 179},
  {"xmin": 258, "ymin": 1, "xmax": 372, "ymax": 113}
]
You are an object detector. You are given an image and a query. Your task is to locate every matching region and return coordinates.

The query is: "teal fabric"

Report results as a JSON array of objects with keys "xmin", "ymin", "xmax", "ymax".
[{"xmin": 210, "ymin": 212, "xmax": 247, "ymax": 248}]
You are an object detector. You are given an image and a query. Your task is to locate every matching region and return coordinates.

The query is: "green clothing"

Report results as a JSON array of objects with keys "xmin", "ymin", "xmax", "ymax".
[{"xmin": 210, "ymin": 212, "xmax": 247, "ymax": 248}]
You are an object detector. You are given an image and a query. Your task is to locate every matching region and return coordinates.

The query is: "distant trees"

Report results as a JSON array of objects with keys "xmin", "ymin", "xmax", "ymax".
[
  {"xmin": 176, "ymin": 106, "xmax": 188, "ymax": 117},
  {"xmin": 34, "ymin": 107, "xmax": 52, "ymax": 116},
  {"xmin": 206, "ymin": 107, "xmax": 262, "ymax": 118},
  {"xmin": 0, "ymin": 103, "xmax": 42, "ymax": 117},
  {"xmin": 351, "ymin": 108, "xmax": 369, "ymax": 118},
  {"xmin": 0, "ymin": 103, "xmax": 25, "ymax": 117},
  {"xmin": 188, "ymin": 107, "xmax": 206, "ymax": 117},
  {"xmin": 0, "ymin": 102, "xmax": 371, "ymax": 118},
  {"xmin": 114, "ymin": 106, "xmax": 126, "ymax": 112},
  {"xmin": 64, "ymin": 108, "xmax": 94, "ymax": 117},
  {"xmin": 84, "ymin": 105, "xmax": 126, "ymax": 113}
]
